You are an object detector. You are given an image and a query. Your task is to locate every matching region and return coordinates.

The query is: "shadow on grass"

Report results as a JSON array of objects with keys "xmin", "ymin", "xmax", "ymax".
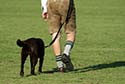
[
  {"xmin": 25, "ymin": 71, "xmax": 54, "ymax": 77},
  {"xmin": 41, "ymin": 61, "xmax": 125, "ymax": 74},
  {"xmin": 74, "ymin": 61, "xmax": 125, "ymax": 73}
]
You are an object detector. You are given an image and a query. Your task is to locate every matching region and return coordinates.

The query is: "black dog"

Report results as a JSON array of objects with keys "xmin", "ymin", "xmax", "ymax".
[{"xmin": 16, "ymin": 38, "xmax": 45, "ymax": 77}]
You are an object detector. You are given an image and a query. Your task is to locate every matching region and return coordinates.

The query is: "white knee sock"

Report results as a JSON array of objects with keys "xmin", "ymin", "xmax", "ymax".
[
  {"xmin": 56, "ymin": 55, "xmax": 64, "ymax": 68},
  {"xmin": 63, "ymin": 41, "xmax": 74, "ymax": 56},
  {"xmin": 41, "ymin": 0, "xmax": 47, "ymax": 13}
]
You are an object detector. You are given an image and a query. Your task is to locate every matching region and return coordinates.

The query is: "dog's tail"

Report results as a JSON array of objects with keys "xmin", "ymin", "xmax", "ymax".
[{"xmin": 16, "ymin": 39, "xmax": 26, "ymax": 47}]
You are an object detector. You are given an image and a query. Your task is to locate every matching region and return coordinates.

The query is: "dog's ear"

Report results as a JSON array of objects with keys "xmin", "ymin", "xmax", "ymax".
[{"xmin": 16, "ymin": 39, "xmax": 25, "ymax": 47}]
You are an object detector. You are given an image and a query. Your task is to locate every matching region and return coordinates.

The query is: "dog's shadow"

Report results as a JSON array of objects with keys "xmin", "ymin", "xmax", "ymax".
[{"xmin": 74, "ymin": 61, "xmax": 125, "ymax": 73}]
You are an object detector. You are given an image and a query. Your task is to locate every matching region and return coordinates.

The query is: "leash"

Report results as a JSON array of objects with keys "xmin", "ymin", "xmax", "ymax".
[{"xmin": 45, "ymin": 0, "xmax": 73, "ymax": 48}]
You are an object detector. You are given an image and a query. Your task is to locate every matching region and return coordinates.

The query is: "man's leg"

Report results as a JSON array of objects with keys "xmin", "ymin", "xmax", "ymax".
[
  {"xmin": 63, "ymin": 32, "xmax": 75, "ymax": 56},
  {"xmin": 62, "ymin": 6, "xmax": 76, "ymax": 71},
  {"xmin": 52, "ymin": 32, "xmax": 64, "ymax": 72},
  {"xmin": 62, "ymin": 31, "xmax": 76, "ymax": 71},
  {"xmin": 47, "ymin": 0, "xmax": 65, "ymax": 72},
  {"xmin": 52, "ymin": 32, "xmax": 61, "ymax": 56}
]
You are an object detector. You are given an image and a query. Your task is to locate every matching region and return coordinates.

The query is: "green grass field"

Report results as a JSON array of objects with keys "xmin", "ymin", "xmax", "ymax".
[{"xmin": 0, "ymin": 0, "xmax": 125, "ymax": 84}]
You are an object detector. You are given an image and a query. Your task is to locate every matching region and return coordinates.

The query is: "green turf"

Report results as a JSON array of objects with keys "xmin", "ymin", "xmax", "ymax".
[{"xmin": 0, "ymin": 0, "xmax": 125, "ymax": 84}]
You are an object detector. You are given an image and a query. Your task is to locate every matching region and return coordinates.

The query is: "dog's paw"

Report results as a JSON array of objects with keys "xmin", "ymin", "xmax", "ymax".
[
  {"xmin": 38, "ymin": 71, "xmax": 42, "ymax": 75},
  {"xmin": 31, "ymin": 73, "xmax": 37, "ymax": 76},
  {"xmin": 20, "ymin": 72, "xmax": 24, "ymax": 77},
  {"xmin": 31, "ymin": 72, "xmax": 37, "ymax": 76}
]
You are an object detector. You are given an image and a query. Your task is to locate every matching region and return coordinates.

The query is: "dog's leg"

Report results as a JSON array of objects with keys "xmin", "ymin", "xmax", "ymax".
[
  {"xmin": 30, "ymin": 55, "xmax": 38, "ymax": 75},
  {"xmin": 20, "ymin": 50, "xmax": 28, "ymax": 77},
  {"xmin": 38, "ymin": 57, "xmax": 44, "ymax": 74}
]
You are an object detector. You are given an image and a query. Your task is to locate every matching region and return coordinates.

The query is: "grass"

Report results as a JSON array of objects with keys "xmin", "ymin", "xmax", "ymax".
[{"xmin": 0, "ymin": 0, "xmax": 125, "ymax": 84}]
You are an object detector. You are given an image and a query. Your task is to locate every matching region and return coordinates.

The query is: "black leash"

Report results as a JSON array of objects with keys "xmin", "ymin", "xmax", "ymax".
[{"xmin": 45, "ymin": 0, "xmax": 73, "ymax": 48}]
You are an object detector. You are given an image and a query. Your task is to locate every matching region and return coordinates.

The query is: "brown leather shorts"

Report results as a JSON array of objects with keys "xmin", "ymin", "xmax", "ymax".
[{"xmin": 47, "ymin": 0, "xmax": 76, "ymax": 34}]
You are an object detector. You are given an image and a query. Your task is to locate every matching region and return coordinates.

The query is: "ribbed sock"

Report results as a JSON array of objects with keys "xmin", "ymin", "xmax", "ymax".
[
  {"xmin": 56, "ymin": 55, "xmax": 64, "ymax": 68},
  {"xmin": 63, "ymin": 41, "xmax": 74, "ymax": 56}
]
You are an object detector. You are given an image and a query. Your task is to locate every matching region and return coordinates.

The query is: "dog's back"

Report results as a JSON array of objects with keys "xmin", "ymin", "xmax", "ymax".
[{"xmin": 17, "ymin": 38, "xmax": 45, "ymax": 57}]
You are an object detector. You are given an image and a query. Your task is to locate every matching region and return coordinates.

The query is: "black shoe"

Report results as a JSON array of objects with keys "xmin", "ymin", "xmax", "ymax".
[{"xmin": 61, "ymin": 54, "xmax": 74, "ymax": 71}]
